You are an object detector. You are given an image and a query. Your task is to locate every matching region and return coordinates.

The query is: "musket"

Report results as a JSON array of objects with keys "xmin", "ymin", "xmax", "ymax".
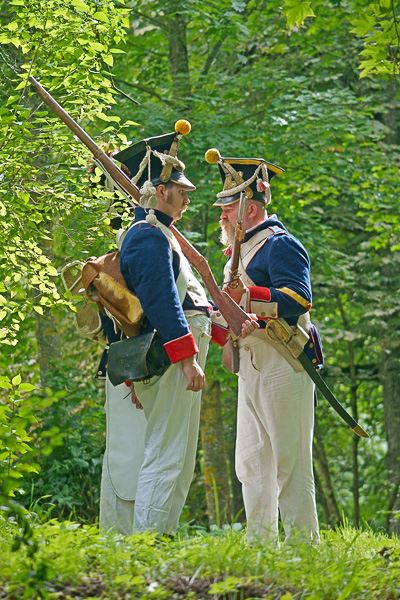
[
  {"xmin": 28, "ymin": 76, "xmax": 250, "ymax": 337},
  {"xmin": 204, "ymin": 148, "xmax": 250, "ymax": 373},
  {"xmin": 171, "ymin": 226, "xmax": 251, "ymax": 337},
  {"xmin": 28, "ymin": 76, "xmax": 140, "ymax": 205},
  {"xmin": 223, "ymin": 190, "xmax": 247, "ymax": 373},
  {"xmin": 228, "ymin": 190, "xmax": 246, "ymax": 290}
]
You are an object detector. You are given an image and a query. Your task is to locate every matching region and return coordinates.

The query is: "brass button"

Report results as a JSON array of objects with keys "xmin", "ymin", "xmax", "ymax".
[
  {"xmin": 271, "ymin": 312, "xmax": 276, "ymax": 317},
  {"xmin": 309, "ymin": 342, "xmax": 314, "ymax": 348},
  {"xmin": 261, "ymin": 311, "xmax": 266, "ymax": 317},
  {"xmin": 312, "ymin": 358, "xmax": 317, "ymax": 364},
  {"xmin": 244, "ymin": 345, "xmax": 249, "ymax": 351}
]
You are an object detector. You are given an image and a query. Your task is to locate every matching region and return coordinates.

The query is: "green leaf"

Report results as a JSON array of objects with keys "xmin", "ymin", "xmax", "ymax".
[
  {"xmin": 0, "ymin": 381, "xmax": 12, "ymax": 389},
  {"xmin": 282, "ymin": 0, "xmax": 316, "ymax": 29},
  {"xmin": 95, "ymin": 112, "xmax": 111, "ymax": 121},
  {"xmin": 350, "ymin": 14, "xmax": 377, "ymax": 36},
  {"xmin": 89, "ymin": 41, "xmax": 104, "ymax": 52},
  {"xmin": 93, "ymin": 11, "xmax": 109, "ymax": 23},
  {"xmin": 12, "ymin": 374, "xmax": 22, "ymax": 386},
  {"xmin": 103, "ymin": 54, "xmax": 114, "ymax": 67},
  {"xmin": 33, "ymin": 306, "xmax": 43, "ymax": 315},
  {"xmin": 71, "ymin": 0, "xmax": 90, "ymax": 12},
  {"xmin": 6, "ymin": 95, "xmax": 20, "ymax": 106},
  {"xmin": 19, "ymin": 383, "xmax": 39, "ymax": 392}
]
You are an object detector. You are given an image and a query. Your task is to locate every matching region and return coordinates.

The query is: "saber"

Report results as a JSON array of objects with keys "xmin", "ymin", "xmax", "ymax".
[
  {"xmin": 296, "ymin": 352, "xmax": 369, "ymax": 438},
  {"xmin": 265, "ymin": 319, "xmax": 370, "ymax": 438}
]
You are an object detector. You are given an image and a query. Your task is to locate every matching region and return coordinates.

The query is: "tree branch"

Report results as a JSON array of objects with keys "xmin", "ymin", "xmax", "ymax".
[
  {"xmin": 201, "ymin": 40, "xmax": 222, "ymax": 77},
  {"xmin": 114, "ymin": 78, "xmax": 168, "ymax": 103},
  {"xmin": 128, "ymin": 6, "xmax": 165, "ymax": 29}
]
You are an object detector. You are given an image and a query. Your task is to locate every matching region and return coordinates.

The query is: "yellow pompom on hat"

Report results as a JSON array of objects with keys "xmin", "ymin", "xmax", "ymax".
[
  {"xmin": 205, "ymin": 148, "xmax": 221, "ymax": 164},
  {"xmin": 175, "ymin": 119, "xmax": 191, "ymax": 136}
]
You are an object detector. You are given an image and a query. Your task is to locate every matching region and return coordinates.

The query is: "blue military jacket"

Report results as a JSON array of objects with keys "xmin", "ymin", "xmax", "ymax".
[
  {"xmin": 236, "ymin": 215, "xmax": 312, "ymax": 327},
  {"xmin": 119, "ymin": 207, "xmax": 208, "ymax": 357}
]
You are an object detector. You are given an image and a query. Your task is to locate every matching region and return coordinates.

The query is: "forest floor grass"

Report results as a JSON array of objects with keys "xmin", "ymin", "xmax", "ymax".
[{"xmin": 0, "ymin": 514, "xmax": 399, "ymax": 599}]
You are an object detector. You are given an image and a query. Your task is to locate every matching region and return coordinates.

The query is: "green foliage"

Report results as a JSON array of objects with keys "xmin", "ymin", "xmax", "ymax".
[
  {"xmin": 0, "ymin": 519, "xmax": 399, "ymax": 599},
  {"xmin": 350, "ymin": 0, "xmax": 400, "ymax": 77},
  {"xmin": 281, "ymin": 0, "xmax": 400, "ymax": 78},
  {"xmin": 0, "ymin": 374, "xmax": 61, "ymax": 498},
  {"xmin": 0, "ymin": 0, "xmax": 130, "ymax": 346},
  {"xmin": 282, "ymin": 0, "xmax": 316, "ymax": 30},
  {"xmin": 1, "ymin": 311, "xmax": 107, "ymax": 522}
]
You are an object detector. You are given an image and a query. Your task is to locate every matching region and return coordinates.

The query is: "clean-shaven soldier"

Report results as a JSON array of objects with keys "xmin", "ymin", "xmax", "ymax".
[
  {"xmin": 112, "ymin": 125, "xmax": 255, "ymax": 536},
  {"xmin": 107, "ymin": 124, "xmax": 210, "ymax": 536},
  {"xmin": 207, "ymin": 150, "xmax": 323, "ymax": 545}
]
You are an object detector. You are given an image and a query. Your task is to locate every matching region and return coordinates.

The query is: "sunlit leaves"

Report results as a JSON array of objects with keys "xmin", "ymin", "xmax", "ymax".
[
  {"xmin": 0, "ymin": 0, "xmax": 132, "ymax": 347},
  {"xmin": 282, "ymin": 0, "xmax": 316, "ymax": 30},
  {"xmin": 350, "ymin": 1, "xmax": 400, "ymax": 77}
]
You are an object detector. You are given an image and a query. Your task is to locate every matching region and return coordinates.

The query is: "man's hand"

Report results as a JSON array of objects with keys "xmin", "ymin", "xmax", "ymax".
[
  {"xmin": 125, "ymin": 382, "xmax": 144, "ymax": 410},
  {"xmin": 181, "ymin": 356, "xmax": 205, "ymax": 392},
  {"xmin": 222, "ymin": 278, "xmax": 247, "ymax": 304},
  {"xmin": 240, "ymin": 314, "xmax": 259, "ymax": 338}
]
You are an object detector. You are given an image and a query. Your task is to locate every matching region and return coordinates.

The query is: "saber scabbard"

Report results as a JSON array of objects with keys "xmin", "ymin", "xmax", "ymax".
[{"xmin": 297, "ymin": 352, "xmax": 369, "ymax": 438}]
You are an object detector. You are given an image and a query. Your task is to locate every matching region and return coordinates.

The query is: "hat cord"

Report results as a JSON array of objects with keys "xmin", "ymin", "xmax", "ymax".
[
  {"xmin": 131, "ymin": 144, "xmax": 152, "ymax": 185},
  {"xmin": 152, "ymin": 149, "xmax": 185, "ymax": 172},
  {"xmin": 216, "ymin": 163, "xmax": 262, "ymax": 198},
  {"xmin": 217, "ymin": 162, "xmax": 271, "ymax": 205}
]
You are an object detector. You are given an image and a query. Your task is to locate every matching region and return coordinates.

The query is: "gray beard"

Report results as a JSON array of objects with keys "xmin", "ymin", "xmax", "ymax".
[{"xmin": 219, "ymin": 221, "xmax": 235, "ymax": 247}]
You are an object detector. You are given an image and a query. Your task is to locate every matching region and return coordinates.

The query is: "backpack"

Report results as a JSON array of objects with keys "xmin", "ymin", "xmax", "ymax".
[{"xmin": 81, "ymin": 250, "xmax": 143, "ymax": 338}]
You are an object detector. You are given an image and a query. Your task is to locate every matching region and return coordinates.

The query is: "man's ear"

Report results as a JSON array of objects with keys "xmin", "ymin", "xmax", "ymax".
[
  {"xmin": 156, "ymin": 183, "xmax": 165, "ymax": 197},
  {"xmin": 247, "ymin": 202, "xmax": 259, "ymax": 219},
  {"xmin": 156, "ymin": 184, "xmax": 166, "ymax": 200}
]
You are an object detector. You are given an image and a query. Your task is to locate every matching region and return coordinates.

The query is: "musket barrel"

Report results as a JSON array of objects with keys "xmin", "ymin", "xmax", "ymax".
[
  {"xmin": 28, "ymin": 77, "xmax": 251, "ymax": 336},
  {"xmin": 28, "ymin": 75, "xmax": 140, "ymax": 203}
]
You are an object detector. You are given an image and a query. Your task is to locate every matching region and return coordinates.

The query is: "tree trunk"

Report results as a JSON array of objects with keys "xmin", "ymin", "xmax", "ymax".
[
  {"xmin": 379, "ymin": 86, "xmax": 400, "ymax": 535},
  {"xmin": 165, "ymin": 8, "xmax": 191, "ymax": 109},
  {"xmin": 224, "ymin": 387, "xmax": 245, "ymax": 522},
  {"xmin": 200, "ymin": 379, "xmax": 232, "ymax": 525},
  {"xmin": 313, "ymin": 417, "xmax": 341, "ymax": 527},
  {"xmin": 313, "ymin": 466, "xmax": 330, "ymax": 525},
  {"xmin": 381, "ymin": 348, "xmax": 400, "ymax": 535},
  {"xmin": 336, "ymin": 293, "xmax": 360, "ymax": 527}
]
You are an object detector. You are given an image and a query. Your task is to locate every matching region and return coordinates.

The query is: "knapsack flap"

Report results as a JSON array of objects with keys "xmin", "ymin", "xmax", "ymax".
[{"xmin": 81, "ymin": 251, "xmax": 143, "ymax": 338}]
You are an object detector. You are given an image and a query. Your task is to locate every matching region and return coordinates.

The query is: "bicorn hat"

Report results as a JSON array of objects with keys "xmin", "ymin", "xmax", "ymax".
[
  {"xmin": 114, "ymin": 120, "xmax": 195, "ymax": 208},
  {"xmin": 205, "ymin": 148, "xmax": 284, "ymax": 206}
]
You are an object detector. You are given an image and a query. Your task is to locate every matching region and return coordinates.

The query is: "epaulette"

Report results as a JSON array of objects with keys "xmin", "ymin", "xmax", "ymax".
[{"xmin": 268, "ymin": 225, "xmax": 286, "ymax": 235}]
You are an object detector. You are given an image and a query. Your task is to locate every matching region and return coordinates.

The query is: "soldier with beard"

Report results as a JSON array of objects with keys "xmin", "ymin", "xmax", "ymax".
[{"xmin": 207, "ymin": 151, "xmax": 323, "ymax": 545}]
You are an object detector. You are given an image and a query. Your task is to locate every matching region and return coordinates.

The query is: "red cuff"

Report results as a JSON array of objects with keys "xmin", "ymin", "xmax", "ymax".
[
  {"xmin": 211, "ymin": 323, "xmax": 228, "ymax": 347},
  {"xmin": 249, "ymin": 286, "xmax": 271, "ymax": 301},
  {"xmin": 164, "ymin": 332, "xmax": 199, "ymax": 363},
  {"xmin": 125, "ymin": 381, "xmax": 131, "ymax": 387}
]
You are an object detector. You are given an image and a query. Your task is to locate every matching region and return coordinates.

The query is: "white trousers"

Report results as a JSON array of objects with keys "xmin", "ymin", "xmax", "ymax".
[
  {"xmin": 236, "ymin": 335, "xmax": 320, "ymax": 544},
  {"xmin": 99, "ymin": 378, "xmax": 147, "ymax": 535},
  {"xmin": 132, "ymin": 314, "xmax": 211, "ymax": 535}
]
